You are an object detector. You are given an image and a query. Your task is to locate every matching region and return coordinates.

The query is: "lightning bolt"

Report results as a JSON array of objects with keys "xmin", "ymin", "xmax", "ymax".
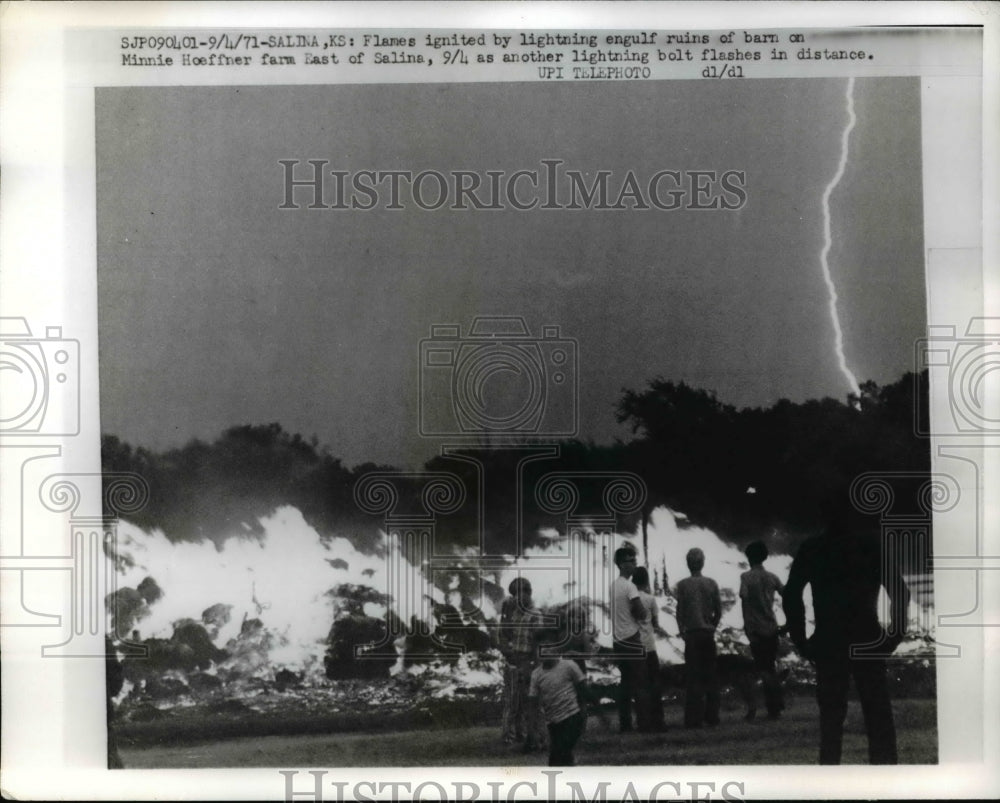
[{"xmin": 819, "ymin": 77, "xmax": 861, "ymax": 401}]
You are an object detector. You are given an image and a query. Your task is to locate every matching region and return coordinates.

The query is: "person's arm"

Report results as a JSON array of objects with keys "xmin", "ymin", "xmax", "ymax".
[
  {"xmin": 738, "ymin": 575, "xmax": 750, "ymax": 632},
  {"xmin": 571, "ymin": 664, "xmax": 589, "ymax": 708},
  {"xmin": 652, "ymin": 606, "xmax": 669, "ymax": 638},
  {"xmin": 768, "ymin": 574, "xmax": 787, "ymax": 634},
  {"xmin": 675, "ymin": 583, "xmax": 687, "ymax": 636},
  {"xmin": 782, "ymin": 544, "xmax": 811, "ymax": 656},
  {"xmin": 628, "ymin": 582, "xmax": 645, "ymax": 624},
  {"xmin": 527, "ymin": 671, "xmax": 543, "ymax": 734},
  {"xmin": 711, "ymin": 581, "xmax": 722, "ymax": 629},
  {"xmin": 496, "ymin": 599, "xmax": 513, "ymax": 657},
  {"xmin": 525, "ymin": 609, "xmax": 543, "ymax": 656}
]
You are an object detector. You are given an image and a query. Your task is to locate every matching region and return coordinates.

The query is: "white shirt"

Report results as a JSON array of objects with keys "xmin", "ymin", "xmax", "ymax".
[{"xmin": 612, "ymin": 575, "xmax": 641, "ymax": 641}]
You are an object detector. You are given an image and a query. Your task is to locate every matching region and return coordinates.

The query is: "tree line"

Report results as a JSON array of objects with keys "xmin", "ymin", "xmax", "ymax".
[{"xmin": 102, "ymin": 370, "xmax": 931, "ymax": 557}]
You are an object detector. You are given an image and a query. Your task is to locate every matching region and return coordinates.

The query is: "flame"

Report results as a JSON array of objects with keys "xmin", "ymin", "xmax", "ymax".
[
  {"xmin": 492, "ymin": 508, "xmax": 794, "ymax": 662},
  {"xmin": 110, "ymin": 501, "xmax": 930, "ymax": 679},
  {"xmin": 111, "ymin": 506, "xmax": 405, "ymax": 671}
]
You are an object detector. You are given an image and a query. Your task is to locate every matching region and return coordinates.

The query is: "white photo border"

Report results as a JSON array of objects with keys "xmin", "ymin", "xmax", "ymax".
[{"xmin": 1, "ymin": 2, "xmax": 997, "ymax": 800}]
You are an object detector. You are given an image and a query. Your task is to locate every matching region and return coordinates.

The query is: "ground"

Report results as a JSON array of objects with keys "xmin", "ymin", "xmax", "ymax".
[{"xmin": 119, "ymin": 695, "xmax": 937, "ymax": 768}]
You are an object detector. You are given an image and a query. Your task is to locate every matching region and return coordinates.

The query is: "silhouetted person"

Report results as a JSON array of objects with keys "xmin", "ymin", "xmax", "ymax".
[
  {"xmin": 782, "ymin": 507, "xmax": 910, "ymax": 764},
  {"xmin": 675, "ymin": 547, "xmax": 722, "ymax": 727},
  {"xmin": 740, "ymin": 540, "xmax": 785, "ymax": 719},
  {"xmin": 631, "ymin": 566, "xmax": 666, "ymax": 731},
  {"xmin": 105, "ymin": 636, "xmax": 125, "ymax": 769},
  {"xmin": 611, "ymin": 546, "xmax": 651, "ymax": 732}
]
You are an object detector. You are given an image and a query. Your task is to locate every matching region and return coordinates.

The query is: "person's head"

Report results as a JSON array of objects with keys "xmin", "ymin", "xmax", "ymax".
[
  {"xmin": 686, "ymin": 547, "xmax": 705, "ymax": 574},
  {"xmin": 538, "ymin": 627, "xmax": 563, "ymax": 667},
  {"xmin": 614, "ymin": 546, "xmax": 638, "ymax": 577},
  {"xmin": 567, "ymin": 602, "xmax": 587, "ymax": 630},
  {"xmin": 745, "ymin": 540, "xmax": 768, "ymax": 567},
  {"xmin": 631, "ymin": 565, "xmax": 651, "ymax": 591},
  {"xmin": 508, "ymin": 577, "xmax": 532, "ymax": 602}
]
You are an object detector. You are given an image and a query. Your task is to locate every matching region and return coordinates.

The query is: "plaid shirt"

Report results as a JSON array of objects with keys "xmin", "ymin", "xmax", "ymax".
[{"xmin": 501, "ymin": 597, "xmax": 541, "ymax": 655}]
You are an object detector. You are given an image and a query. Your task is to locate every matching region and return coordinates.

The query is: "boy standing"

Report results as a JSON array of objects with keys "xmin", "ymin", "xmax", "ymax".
[
  {"xmin": 498, "ymin": 578, "xmax": 546, "ymax": 751},
  {"xmin": 528, "ymin": 648, "xmax": 589, "ymax": 766},
  {"xmin": 674, "ymin": 547, "xmax": 722, "ymax": 728},
  {"xmin": 611, "ymin": 546, "xmax": 651, "ymax": 732},
  {"xmin": 739, "ymin": 540, "xmax": 785, "ymax": 719}
]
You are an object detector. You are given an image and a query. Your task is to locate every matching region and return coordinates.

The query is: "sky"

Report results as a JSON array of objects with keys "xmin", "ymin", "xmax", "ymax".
[{"xmin": 96, "ymin": 77, "xmax": 925, "ymax": 468}]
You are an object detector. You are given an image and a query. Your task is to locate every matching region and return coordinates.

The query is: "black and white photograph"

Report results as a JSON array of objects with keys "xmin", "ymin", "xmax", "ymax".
[
  {"xmin": 97, "ymin": 62, "xmax": 934, "ymax": 770},
  {"xmin": 1, "ymin": 4, "xmax": 996, "ymax": 800}
]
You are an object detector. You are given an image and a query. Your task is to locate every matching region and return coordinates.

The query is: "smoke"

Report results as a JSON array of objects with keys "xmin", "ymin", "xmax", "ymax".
[{"xmin": 819, "ymin": 76, "xmax": 862, "ymax": 400}]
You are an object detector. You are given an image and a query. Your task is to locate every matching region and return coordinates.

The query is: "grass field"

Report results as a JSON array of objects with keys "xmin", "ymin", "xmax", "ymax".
[{"xmin": 119, "ymin": 695, "xmax": 937, "ymax": 768}]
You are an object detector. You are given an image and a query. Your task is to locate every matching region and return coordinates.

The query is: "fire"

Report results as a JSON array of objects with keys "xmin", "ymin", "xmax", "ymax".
[
  {"xmin": 108, "ymin": 502, "xmax": 932, "ymax": 684},
  {"xmin": 109, "ymin": 504, "xmax": 790, "ymax": 672},
  {"xmin": 110, "ymin": 506, "xmax": 396, "ymax": 672}
]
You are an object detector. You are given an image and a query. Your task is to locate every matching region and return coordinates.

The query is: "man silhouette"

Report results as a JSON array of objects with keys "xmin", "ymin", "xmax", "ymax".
[
  {"xmin": 675, "ymin": 547, "xmax": 722, "ymax": 728},
  {"xmin": 740, "ymin": 540, "xmax": 785, "ymax": 719},
  {"xmin": 783, "ymin": 504, "xmax": 910, "ymax": 764}
]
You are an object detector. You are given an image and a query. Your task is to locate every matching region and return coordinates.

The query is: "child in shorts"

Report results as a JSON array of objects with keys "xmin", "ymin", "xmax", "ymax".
[{"xmin": 528, "ymin": 641, "xmax": 589, "ymax": 766}]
